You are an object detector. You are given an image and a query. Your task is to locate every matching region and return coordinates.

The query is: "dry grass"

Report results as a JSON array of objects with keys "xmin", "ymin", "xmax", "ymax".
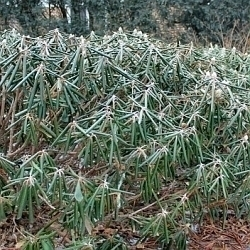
[{"xmin": 196, "ymin": 19, "xmax": 250, "ymax": 54}]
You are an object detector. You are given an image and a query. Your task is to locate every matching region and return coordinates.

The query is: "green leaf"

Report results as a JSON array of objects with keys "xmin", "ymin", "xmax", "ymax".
[{"xmin": 74, "ymin": 180, "xmax": 84, "ymax": 202}]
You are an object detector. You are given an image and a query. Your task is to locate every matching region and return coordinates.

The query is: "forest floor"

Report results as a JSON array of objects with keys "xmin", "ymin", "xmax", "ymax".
[{"xmin": 1, "ymin": 196, "xmax": 250, "ymax": 249}]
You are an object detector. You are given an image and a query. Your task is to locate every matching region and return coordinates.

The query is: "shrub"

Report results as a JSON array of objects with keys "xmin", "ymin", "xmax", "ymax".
[{"xmin": 0, "ymin": 28, "xmax": 250, "ymax": 249}]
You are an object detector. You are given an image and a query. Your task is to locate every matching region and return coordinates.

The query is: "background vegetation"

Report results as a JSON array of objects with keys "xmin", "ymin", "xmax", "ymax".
[{"xmin": 0, "ymin": 0, "xmax": 249, "ymax": 51}]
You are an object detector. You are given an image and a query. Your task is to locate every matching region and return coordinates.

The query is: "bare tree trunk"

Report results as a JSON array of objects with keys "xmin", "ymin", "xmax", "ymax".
[{"xmin": 71, "ymin": 0, "xmax": 91, "ymax": 34}]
